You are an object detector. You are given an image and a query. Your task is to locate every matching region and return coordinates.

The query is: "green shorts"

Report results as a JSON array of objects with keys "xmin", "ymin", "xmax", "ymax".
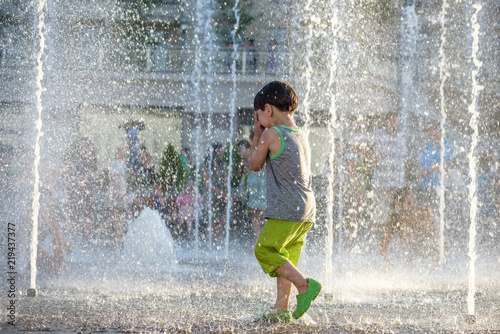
[{"xmin": 254, "ymin": 218, "xmax": 313, "ymax": 277}]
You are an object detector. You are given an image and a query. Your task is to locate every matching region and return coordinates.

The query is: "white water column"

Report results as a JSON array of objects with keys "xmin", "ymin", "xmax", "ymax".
[
  {"xmin": 203, "ymin": 0, "xmax": 216, "ymax": 249},
  {"xmin": 325, "ymin": 0, "xmax": 340, "ymax": 292},
  {"xmin": 300, "ymin": 0, "xmax": 315, "ymax": 135},
  {"xmin": 224, "ymin": 0, "xmax": 241, "ymax": 258},
  {"xmin": 190, "ymin": 0, "xmax": 217, "ymax": 250},
  {"xmin": 334, "ymin": 2, "xmax": 348, "ymax": 257},
  {"xmin": 190, "ymin": 0, "xmax": 206, "ymax": 252},
  {"xmin": 466, "ymin": 2, "xmax": 483, "ymax": 319},
  {"xmin": 437, "ymin": 0, "xmax": 449, "ymax": 269},
  {"xmin": 400, "ymin": 2, "xmax": 418, "ymax": 142},
  {"xmin": 29, "ymin": 0, "xmax": 48, "ymax": 295},
  {"xmin": 337, "ymin": 120, "xmax": 344, "ymax": 256}
]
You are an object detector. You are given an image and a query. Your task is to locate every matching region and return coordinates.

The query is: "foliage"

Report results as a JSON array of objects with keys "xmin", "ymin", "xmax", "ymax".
[
  {"xmin": 157, "ymin": 143, "xmax": 186, "ymax": 192},
  {"xmin": 358, "ymin": 154, "xmax": 374, "ymax": 193},
  {"xmin": 223, "ymin": 142, "xmax": 242, "ymax": 188},
  {"xmin": 213, "ymin": 0, "xmax": 255, "ymax": 45},
  {"xmin": 116, "ymin": 0, "xmax": 172, "ymax": 45},
  {"xmin": 357, "ymin": 0, "xmax": 398, "ymax": 23},
  {"xmin": 63, "ymin": 138, "xmax": 97, "ymax": 166},
  {"xmin": 0, "ymin": 0, "xmax": 33, "ymax": 37}
]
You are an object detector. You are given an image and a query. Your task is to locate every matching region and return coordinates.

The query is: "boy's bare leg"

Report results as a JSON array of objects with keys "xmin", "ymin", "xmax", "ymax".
[
  {"xmin": 275, "ymin": 276, "xmax": 292, "ymax": 312},
  {"xmin": 275, "ymin": 261, "xmax": 308, "ymax": 294},
  {"xmin": 251, "ymin": 210, "xmax": 259, "ymax": 237}
]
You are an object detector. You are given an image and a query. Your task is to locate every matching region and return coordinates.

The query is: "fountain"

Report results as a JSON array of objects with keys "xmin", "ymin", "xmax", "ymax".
[
  {"xmin": 0, "ymin": 0, "xmax": 499, "ymax": 332},
  {"xmin": 299, "ymin": 0, "xmax": 314, "ymax": 136},
  {"xmin": 466, "ymin": 2, "xmax": 484, "ymax": 323},
  {"xmin": 438, "ymin": 0, "xmax": 449, "ymax": 269},
  {"xmin": 324, "ymin": 0, "xmax": 340, "ymax": 299},
  {"xmin": 223, "ymin": 0, "xmax": 241, "ymax": 258},
  {"xmin": 28, "ymin": 0, "xmax": 48, "ymax": 297},
  {"xmin": 202, "ymin": 0, "xmax": 216, "ymax": 251},
  {"xmin": 190, "ymin": 0, "xmax": 205, "ymax": 253}
]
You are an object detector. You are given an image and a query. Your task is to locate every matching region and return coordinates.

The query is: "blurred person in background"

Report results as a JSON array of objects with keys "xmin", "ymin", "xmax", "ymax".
[
  {"xmin": 37, "ymin": 161, "xmax": 72, "ymax": 274},
  {"xmin": 417, "ymin": 121, "xmax": 454, "ymax": 214},
  {"xmin": 362, "ymin": 113, "xmax": 407, "ymax": 247},
  {"xmin": 63, "ymin": 137, "xmax": 97, "ymax": 241}
]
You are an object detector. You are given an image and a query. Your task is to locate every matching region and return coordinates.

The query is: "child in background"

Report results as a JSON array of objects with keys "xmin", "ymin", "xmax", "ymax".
[
  {"xmin": 175, "ymin": 180, "xmax": 201, "ymax": 239},
  {"xmin": 246, "ymin": 132, "xmax": 267, "ymax": 238},
  {"xmin": 380, "ymin": 187, "xmax": 439, "ymax": 265},
  {"xmin": 250, "ymin": 80, "xmax": 321, "ymax": 322}
]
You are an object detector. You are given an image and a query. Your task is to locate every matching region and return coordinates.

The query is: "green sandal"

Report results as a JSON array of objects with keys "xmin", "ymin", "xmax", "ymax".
[
  {"xmin": 256, "ymin": 308, "xmax": 293, "ymax": 323},
  {"xmin": 292, "ymin": 278, "xmax": 322, "ymax": 319}
]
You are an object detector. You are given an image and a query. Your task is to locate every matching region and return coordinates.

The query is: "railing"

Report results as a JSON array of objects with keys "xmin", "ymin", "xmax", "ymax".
[
  {"xmin": 0, "ymin": 42, "xmax": 405, "ymax": 83},
  {"xmin": 0, "ymin": 43, "xmax": 335, "ymax": 76},
  {"xmin": 89, "ymin": 45, "xmax": 294, "ymax": 75}
]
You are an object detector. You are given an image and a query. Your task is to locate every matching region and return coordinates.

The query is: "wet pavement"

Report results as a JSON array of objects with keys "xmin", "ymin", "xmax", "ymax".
[{"xmin": 2, "ymin": 241, "xmax": 500, "ymax": 333}]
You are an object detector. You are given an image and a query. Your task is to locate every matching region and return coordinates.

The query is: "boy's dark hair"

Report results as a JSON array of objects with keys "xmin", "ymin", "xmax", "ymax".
[{"xmin": 254, "ymin": 80, "xmax": 298, "ymax": 114}]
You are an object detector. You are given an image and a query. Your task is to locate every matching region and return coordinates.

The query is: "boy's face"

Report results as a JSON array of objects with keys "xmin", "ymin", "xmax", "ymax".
[{"xmin": 255, "ymin": 106, "xmax": 272, "ymax": 128}]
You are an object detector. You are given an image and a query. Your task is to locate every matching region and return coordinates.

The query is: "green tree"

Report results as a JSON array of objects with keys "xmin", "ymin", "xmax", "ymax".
[
  {"xmin": 223, "ymin": 141, "xmax": 242, "ymax": 188},
  {"xmin": 0, "ymin": 0, "xmax": 33, "ymax": 44},
  {"xmin": 213, "ymin": 0, "xmax": 254, "ymax": 45},
  {"xmin": 157, "ymin": 143, "xmax": 186, "ymax": 192},
  {"xmin": 357, "ymin": 0, "xmax": 398, "ymax": 24},
  {"xmin": 116, "ymin": 0, "xmax": 171, "ymax": 45}
]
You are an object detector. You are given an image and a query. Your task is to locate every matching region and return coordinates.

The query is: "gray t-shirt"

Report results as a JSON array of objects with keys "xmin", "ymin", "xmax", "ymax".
[{"xmin": 265, "ymin": 125, "xmax": 316, "ymax": 223}]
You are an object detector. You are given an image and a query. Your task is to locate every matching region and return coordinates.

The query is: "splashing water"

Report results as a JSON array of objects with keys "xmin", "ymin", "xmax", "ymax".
[
  {"xmin": 122, "ymin": 207, "xmax": 175, "ymax": 268},
  {"xmin": 332, "ymin": 2, "xmax": 349, "ymax": 257},
  {"xmin": 203, "ymin": 0, "xmax": 216, "ymax": 249},
  {"xmin": 337, "ymin": 119, "xmax": 344, "ymax": 255},
  {"xmin": 400, "ymin": 2, "xmax": 418, "ymax": 141},
  {"xmin": 466, "ymin": 3, "xmax": 483, "ymax": 317},
  {"xmin": 30, "ymin": 0, "xmax": 48, "ymax": 291},
  {"xmin": 189, "ymin": 0, "xmax": 217, "ymax": 251},
  {"xmin": 301, "ymin": 0, "xmax": 315, "ymax": 135},
  {"xmin": 438, "ymin": 0, "xmax": 449, "ymax": 269},
  {"xmin": 2, "ymin": 0, "xmax": 500, "ymax": 331},
  {"xmin": 190, "ymin": 0, "xmax": 206, "ymax": 252},
  {"xmin": 225, "ymin": 0, "xmax": 241, "ymax": 257},
  {"xmin": 325, "ymin": 0, "xmax": 340, "ymax": 293},
  {"xmin": 185, "ymin": 0, "xmax": 218, "ymax": 250},
  {"xmin": 207, "ymin": 143, "xmax": 214, "ymax": 247}
]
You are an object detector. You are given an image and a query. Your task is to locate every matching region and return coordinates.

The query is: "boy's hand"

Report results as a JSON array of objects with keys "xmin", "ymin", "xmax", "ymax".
[
  {"xmin": 250, "ymin": 110, "xmax": 269, "ymax": 172},
  {"xmin": 254, "ymin": 111, "xmax": 265, "ymax": 137}
]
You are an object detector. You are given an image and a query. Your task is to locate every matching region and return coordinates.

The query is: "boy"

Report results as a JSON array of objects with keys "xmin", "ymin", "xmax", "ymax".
[{"xmin": 250, "ymin": 81, "xmax": 321, "ymax": 322}]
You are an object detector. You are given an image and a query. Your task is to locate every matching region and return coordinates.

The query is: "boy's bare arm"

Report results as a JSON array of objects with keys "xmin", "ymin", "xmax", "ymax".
[
  {"xmin": 250, "ymin": 110, "xmax": 282, "ymax": 171},
  {"xmin": 250, "ymin": 129, "xmax": 271, "ymax": 172},
  {"xmin": 250, "ymin": 110, "xmax": 270, "ymax": 171}
]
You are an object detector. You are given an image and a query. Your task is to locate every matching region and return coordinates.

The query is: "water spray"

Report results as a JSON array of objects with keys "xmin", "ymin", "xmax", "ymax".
[
  {"xmin": 438, "ymin": 0, "xmax": 449, "ymax": 270},
  {"xmin": 466, "ymin": 2, "xmax": 483, "ymax": 324},
  {"xmin": 325, "ymin": 0, "xmax": 340, "ymax": 300},
  {"xmin": 225, "ymin": 0, "xmax": 241, "ymax": 258},
  {"xmin": 190, "ymin": 0, "xmax": 216, "ymax": 251},
  {"xmin": 29, "ymin": 0, "xmax": 48, "ymax": 298},
  {"xmin": 203, "ymin": 0, "xmax": 216, "ymax": 250},
  {"xmin": 190, "ymin": 0, "xmax": 205, "ymax": 253},
  {"xmin": 337, "ymin": 119, "xmax": 344, "ymax": 256},
  {"xmin": 400, "ymin": 2, "xmax": 418, "ymax": 140},
  {"xmin": 301, "ymin": 0, "xmax": 314, "ymax": 136}
]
